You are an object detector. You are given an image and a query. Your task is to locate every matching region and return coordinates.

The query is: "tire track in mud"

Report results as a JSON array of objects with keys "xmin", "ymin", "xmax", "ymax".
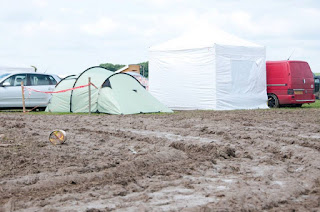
[
  {"xmin": 1, "ymin": 118, "xmax": 237, "ymax": 211},
  {"xmin": 109, "ymin": 112, "xmax": 320, "ymax": 211}
]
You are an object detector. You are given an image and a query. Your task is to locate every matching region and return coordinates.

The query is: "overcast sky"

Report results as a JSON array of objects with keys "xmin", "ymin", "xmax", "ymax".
[{"xmin": 0, "ymin": 0, "xmax": 319, "ymax": 75}]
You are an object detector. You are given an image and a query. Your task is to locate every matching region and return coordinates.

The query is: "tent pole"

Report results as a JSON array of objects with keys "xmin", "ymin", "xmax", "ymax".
[
  {"xmin": 88, "ymin": 77, "xmax": 91, "ymax": 115},
  {"xmin": 21, "ymin": 81, "xmax": 26, "ymax": 113}
]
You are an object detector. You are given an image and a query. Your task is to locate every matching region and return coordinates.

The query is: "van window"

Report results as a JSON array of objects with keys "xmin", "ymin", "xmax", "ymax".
[{"xmin": 290, "ymin": 62, "xmax": 313, "ymax": 78}]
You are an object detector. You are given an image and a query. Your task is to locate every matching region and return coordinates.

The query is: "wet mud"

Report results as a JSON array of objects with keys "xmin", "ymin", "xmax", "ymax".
[{"xmin": 0, "ymin": 109, "xmax": 319, "ymax": 211}]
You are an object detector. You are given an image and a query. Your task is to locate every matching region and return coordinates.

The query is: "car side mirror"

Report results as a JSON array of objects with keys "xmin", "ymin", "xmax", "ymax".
[{"xmin": 1, "ymin": 82, "xmax": 11, "ymax": 87}]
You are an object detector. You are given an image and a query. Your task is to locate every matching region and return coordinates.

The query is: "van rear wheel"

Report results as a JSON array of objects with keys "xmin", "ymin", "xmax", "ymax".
[{"xmin": 268, "ymin": 94, "xmax": 279, "ymax": 108}]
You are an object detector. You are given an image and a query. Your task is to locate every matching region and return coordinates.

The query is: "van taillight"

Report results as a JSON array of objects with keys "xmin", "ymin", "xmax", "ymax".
[{"xmin": 287, "ymin": 89, "xmax": 294, "ymax": 95}]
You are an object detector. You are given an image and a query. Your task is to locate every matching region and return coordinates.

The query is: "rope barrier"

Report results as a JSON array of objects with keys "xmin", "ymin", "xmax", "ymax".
[{"xmin": 24, "ymin": 83, "xmax": 98, "ymax": 94}]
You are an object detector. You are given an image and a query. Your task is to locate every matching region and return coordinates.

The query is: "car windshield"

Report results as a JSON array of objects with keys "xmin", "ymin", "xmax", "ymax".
[{"xmin": 0, "ymin": 73, "xmax": 10, "ymax": 81}]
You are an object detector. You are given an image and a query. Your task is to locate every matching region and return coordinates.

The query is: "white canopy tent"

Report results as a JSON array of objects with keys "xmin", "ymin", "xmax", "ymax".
[
  {"xmin": 149, "ymin": 28, "xmax": 268, "ymax": 110},
  {"xmin": 0, "ymin": 66, "xmax": 35, "ymax": 73}
]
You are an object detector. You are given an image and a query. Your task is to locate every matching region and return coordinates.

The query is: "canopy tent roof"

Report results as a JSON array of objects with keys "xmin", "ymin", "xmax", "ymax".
[
  {"xmin": 149, "ymin": 28, "xmax": 261, "ymax": 51},
  {"xmin": 0, "ymin": 66, "xmax": 35, "ymax": 73}
]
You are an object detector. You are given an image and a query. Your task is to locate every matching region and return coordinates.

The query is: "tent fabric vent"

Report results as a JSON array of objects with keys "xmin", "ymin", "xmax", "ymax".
[{"xmin": 102, "ymin": 79, "xmax": 112, "ymax": 88}]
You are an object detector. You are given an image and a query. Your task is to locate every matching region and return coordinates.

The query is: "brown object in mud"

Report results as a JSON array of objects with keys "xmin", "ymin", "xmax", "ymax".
[{"xmin": 49, "ymin": 130, "xmax": 67, "ymax": 145}]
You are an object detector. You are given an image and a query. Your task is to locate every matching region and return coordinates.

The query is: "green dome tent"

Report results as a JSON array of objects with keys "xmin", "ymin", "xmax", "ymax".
[
  {"xmin": 45, "ymin": 74, "xmax": 77, "ymax": 112},
  {"xmin": 46, "ymin": 66, "xmax": 172, "ymax": 114}
]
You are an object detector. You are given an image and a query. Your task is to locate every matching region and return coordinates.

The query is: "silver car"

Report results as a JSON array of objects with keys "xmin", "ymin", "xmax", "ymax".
[{"xmin": 0, "ymin": 72, "xmax": 61, "ymax": 109}]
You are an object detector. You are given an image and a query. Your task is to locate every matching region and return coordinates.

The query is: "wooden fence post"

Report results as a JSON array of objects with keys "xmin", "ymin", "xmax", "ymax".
[
  {"xmin": 21, "ymin": 81, "xmax": 26, "ymax": 113},
  {"xmin": 88, "ymin": 77, "xmax": 91, "ymax": 115}
]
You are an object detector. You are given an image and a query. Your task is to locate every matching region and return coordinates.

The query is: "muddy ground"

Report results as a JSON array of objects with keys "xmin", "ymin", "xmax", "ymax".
[{"xmin": 0, "ymin": 109, "xmax": 319, "ymax": 212}]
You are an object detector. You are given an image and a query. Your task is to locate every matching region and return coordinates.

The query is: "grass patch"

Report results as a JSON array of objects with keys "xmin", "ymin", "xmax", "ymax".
[
  {"xmin": 0, "ymin": 110, "xmax": 170, "ymax": 116},
  {"xmin": 302, "ymin": 100, "xmax": 320, "ymax": 108},
  {"xmin": 314, "ymin": 73, "xmax": 320, "ymax": 76},
  {"xmin": 279, "ymin": 100, "xmax": 320, "ymax": 109},
  {"xmin": 1, "ymin": 100, "xmax": 319, "ymax": 115}
]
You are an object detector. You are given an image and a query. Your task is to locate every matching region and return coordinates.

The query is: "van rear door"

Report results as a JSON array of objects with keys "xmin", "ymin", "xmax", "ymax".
[{"xmin": 289, "ymin": 62, "xmax": 314, "ymax": 101}]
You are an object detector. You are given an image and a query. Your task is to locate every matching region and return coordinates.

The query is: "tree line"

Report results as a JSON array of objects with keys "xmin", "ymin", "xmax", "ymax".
[{"xmin": 100, "ymin": 61, "xmax": 149, "ymax": 77}]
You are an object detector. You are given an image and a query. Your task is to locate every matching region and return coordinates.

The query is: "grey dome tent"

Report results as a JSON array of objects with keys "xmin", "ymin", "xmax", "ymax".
[{"xmin": 46, "ymin": 66, "xmax": 172, "ymax": 114}]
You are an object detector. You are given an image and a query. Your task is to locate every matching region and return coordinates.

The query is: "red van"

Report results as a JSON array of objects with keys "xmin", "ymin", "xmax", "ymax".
[{"xmin": 266, "ymin": 60, "xmax": 315, "ymax": 108}]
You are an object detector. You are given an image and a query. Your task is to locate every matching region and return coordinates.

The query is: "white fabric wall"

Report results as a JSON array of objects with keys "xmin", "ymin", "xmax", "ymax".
[
  {"xmin": 149, "ymin": 29, "xmax": 268, "ymax": 111},
  {"xmin": 214, "ymin": 45, "xmax": 268, "ymax": 110},
  {"xmin": 149, "ymin": 48, "xmax": 216, "ymax": 110}
]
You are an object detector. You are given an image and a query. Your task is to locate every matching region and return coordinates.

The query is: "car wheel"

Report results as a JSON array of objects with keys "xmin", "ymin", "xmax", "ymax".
[
  {"xmin": 36, "ymin": 107, "xmax": 46, "ymax": 111},
  {"xmin": 268, "ymin": 94, "xmax": 279, "ymax": 108}
]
